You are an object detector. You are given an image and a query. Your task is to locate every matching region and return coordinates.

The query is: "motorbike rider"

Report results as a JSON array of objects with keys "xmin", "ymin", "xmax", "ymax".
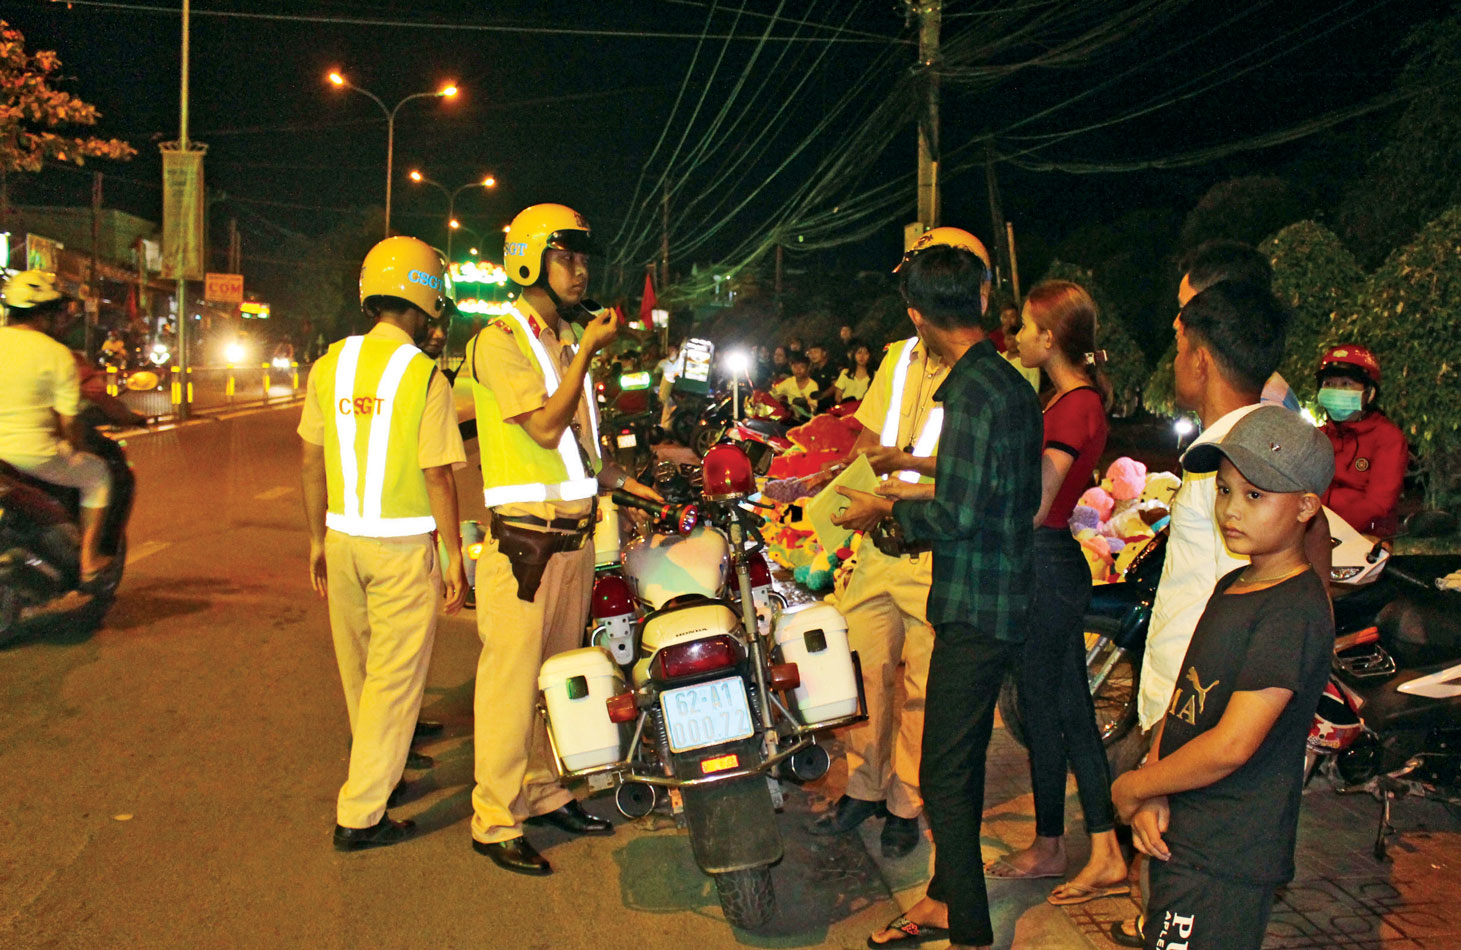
[
  {"xmin": 0, "ymin": 271, "xmax": 115, "ymax": 582},
  {"xmin": 462, "ymin": 203, "xmax": 662, "ymax": 876},
  {"xmin": 806, "ymin": 227, "xmax": 987, "ymax": 859},
  {"xmin": 1314, "ymin": 345, "xmax": 1407, "ymax": 538},
  {"xmin": 100, "ymin": 328, "xmax": 129, "ymax": 369},
  {"xmin": 298, "ymin": 236, "xmax": 469, "ymax": 851}
]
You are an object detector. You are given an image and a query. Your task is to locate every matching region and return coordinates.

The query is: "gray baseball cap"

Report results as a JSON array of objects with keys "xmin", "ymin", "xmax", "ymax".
[{"xmin": 1182, "ymin": 405, "xmax": 1335, "ymax": 495}]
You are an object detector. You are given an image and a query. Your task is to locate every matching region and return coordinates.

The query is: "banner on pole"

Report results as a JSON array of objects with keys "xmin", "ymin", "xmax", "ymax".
[
  {"xmin": 161, "ymin": 147, "xmax": 205, "ymax": 280},
  {"xmin": 205, "ymin": 272, "xmax": 244, "ymax": 303}
]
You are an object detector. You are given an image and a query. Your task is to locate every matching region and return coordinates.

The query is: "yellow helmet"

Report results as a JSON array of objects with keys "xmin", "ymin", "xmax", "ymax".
[
  {"xmin": 358, "ymin": 236, "xmax": 453, "ymax": 319},
  {"xmin": 1, "ymin": 270, "xmax": 68, "ymax": 313},
  {"xmin": 893, "ymin": 226, "xmax": 992, "ymax": 274},
  {"xmin": 503, "ymin": 203, "xmax": 600, "ymax": 287}
]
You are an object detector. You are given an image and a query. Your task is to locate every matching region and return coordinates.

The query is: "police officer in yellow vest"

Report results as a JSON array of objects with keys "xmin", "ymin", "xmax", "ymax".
[
  {"xmin": 299, "ymin": 236, "xmax": 469, "ymax": 851},
  {"xmin": 810, "ymin": 228, "xmax": 992, "ymax": 859},
  {"xmin": 464, "ymin": 203, "xmax": 662, "ymax": 876}
]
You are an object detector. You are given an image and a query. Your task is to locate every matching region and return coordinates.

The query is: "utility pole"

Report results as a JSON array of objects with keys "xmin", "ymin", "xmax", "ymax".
[
  {"xmin": 228, "ymin": 217, "xmax": 240, "ymax": 273},
  {"xmin": 985, "ymin": 143, "xmax": 1009, "ymax": 289},
  {"xmin": 912, "ymin": 0, "xmax": 942, "ymax": 230},
  {"xmin": 88, "ymin": 172, "xmax": 102, "ymax": 357},
  {"xmin": 175, "ymin": 0, "xmax": 192, "ymax": 420},
  {"xmin": 659, "ymin": 180, "xmax": 671, "ymax": 291}
]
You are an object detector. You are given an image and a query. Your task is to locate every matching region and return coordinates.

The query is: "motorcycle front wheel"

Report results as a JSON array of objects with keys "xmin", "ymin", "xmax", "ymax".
[{"xmin": 713, "ymin": 866, "xmax": 775, "ymax": 931}]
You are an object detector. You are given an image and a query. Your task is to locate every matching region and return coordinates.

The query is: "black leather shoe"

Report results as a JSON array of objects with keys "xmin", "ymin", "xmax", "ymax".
[
  {"xmin": 405, "ymin": 750, "xmax": 433, "ymax": 770},
  {"xmin": 473, "ymin": 836, "xmax": 552, "ymax": 876},
  {"xmin": 525, "ymin": 800, "xmax": 614, "ymax": 836},
  {"xmin": 412, "ymin": 720, "xmax": 444, "ymax": 741},
  {"xmin": 387, "ymin": 779, "xmax": 408, "ymax": 808},
  {"xmin": 333, "ymin": 815, "xmax": 415, "ymax": 852},
  {"xmin": 881, "ymin": 813, "xmax": 921, "ymax": 858},
  {"xmin": 807, "ymin": 795, "xmax": 885, "ymax": 836}
]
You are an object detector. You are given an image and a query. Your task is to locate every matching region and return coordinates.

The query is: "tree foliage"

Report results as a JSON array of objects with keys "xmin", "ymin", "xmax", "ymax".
[
  {"xmin": 0, "ymin": 20, "xmax": 134, "ymax": 173},
  {"xmin": 1328, "ymin": 206, "xmax": 1461, "ymax": 507},
  {"xmin": 1260, "ymin": 220, "xmax": 1366, "ymax": 403},
  {"xmin": 1338, "ymin": 7, "xmax": 1461, "ymax": 266},
  {"xmin": 1179, "ymin": 176, "xmax": 1300, "ymax": 252},
  {"xmin": 1038, "ymin": 260, "xmax": 1149, "ymax": 417}
]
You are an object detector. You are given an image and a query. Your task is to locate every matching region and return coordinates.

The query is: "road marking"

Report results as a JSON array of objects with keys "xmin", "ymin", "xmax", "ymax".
[
  {"xmin": 125, "ymin": 540, "xmax": 170, "ymax": 566},
  {"xmin": 255, "ymin": 486, "xmax": 294, "ymax": 501}
]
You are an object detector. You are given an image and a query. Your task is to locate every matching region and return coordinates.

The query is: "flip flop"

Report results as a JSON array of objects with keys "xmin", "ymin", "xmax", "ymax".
[
  {"xmin": 983, "ymin": 857, "xmax": 1064, "ymax": 880},
  {"xmin": 865, "ymin": 913, "xmax": 950, "ymax": 947},
  {"xmin": 1109, "ymin": 914, "xmax": 1145, "ymax": 949},
  {"xmin": 1046, "ymin": 881, "xmax": 1131, "ymax": 906}
]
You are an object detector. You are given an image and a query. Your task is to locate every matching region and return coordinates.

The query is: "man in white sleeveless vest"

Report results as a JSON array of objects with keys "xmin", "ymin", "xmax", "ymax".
[
  {"xmin": 464, "ymin": 204, "xmax": 662, "ymax": 875},
  {"xmin": 299, "ymin": 236, "xmax": 468, "ymax": 851},
  {"xmin": 810, "ymin": 228, "xmax": 992, "ymax": 859}
]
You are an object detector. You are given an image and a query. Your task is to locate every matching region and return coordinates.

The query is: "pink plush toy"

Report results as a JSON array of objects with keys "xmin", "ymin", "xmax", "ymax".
[
  {"xmin": 1078, "ymin": 487, "xmax": 1115, "ymax": 522},
  {"xmin": 1069, "ymin": 504, "xmax": 1102, "ymax": 534},
  {"xmin": 1106, "ymin": 457, "xmax": 1148, "ymax": 501}
]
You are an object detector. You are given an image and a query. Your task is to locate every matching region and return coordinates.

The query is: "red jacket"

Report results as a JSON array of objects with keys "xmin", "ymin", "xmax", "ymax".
[{"xmin": 1321, "ymin": 411, "xmax": 1407, "ymax": 537}]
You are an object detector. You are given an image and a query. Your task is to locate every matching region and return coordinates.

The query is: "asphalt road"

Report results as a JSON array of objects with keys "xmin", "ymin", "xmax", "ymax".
[{"xmin": 0, "ymin": 401, "xmax": 1094, "ymax": 950}]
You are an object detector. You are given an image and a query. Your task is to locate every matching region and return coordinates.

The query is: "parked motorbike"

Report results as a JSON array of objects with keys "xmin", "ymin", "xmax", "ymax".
[
  {"xmin": 997, "ymin": 506, "xmax": 1444, "ymax": 778},
  {"xmin": 0, "ymin": 408, "xmax": 134, "ymax": 645},
  {"xmin": 536, "ymin": 444, "xmax": 866, "ymax": 931},
  {"xmin": 687, "ymin": 388, "xmax": 794, "ymax": 461},
  {"xmin": 1309, "ymin": 546, "xmax": 1461, "ymax": 859}
]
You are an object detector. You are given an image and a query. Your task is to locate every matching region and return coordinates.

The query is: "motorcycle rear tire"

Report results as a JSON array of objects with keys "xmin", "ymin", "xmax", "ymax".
[
  {"xmin": 998, "ymin": 616, "xmax": 1145, "ymax": 776},
  {"xmin": 713, "ymin": 865, "xmax": 776, "ymax": 931}
]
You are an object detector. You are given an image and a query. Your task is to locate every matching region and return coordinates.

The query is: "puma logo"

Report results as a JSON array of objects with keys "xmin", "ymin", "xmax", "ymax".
[{"xmin": 1168, "ymin": 667, "xmax": 1221, "ymax": 725}]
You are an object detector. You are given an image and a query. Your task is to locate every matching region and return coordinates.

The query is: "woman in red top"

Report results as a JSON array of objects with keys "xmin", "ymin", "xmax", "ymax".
[
  {"xmin": 1315, "ymin": 345, "xmax": 1407, "ymax": 537},
  {"xmin": 985, "ymin": 280, "xmax": 1128, "ymax": 905}
]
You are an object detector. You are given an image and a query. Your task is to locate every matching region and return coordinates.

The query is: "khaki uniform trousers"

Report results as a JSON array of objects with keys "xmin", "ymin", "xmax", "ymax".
[
  {"xmin": 470, "ymin": 530, "xmax": 595, "ymax": 844},
  {"xmin": 326, "ymin": 529, "xmax": 440, "ymax": 829},
  {"xmin": 837, "ymin": 543, "xmax": 935, "ymax": 820}
]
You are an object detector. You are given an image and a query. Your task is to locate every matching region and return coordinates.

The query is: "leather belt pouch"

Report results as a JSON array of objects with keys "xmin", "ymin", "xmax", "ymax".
[{"xmin": 489, "ymin": 513, "xmax": 588, "ymax": 601}]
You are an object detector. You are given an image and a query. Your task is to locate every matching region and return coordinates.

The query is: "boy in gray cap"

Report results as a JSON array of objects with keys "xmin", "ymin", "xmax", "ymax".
[{"xmin": 1109, "ymin": 406, "xmax": 1335, "ymax": 950}]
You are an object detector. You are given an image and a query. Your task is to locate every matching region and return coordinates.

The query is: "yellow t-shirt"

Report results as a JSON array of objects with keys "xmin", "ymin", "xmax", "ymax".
[
  {"xmin": 0, "ymin": 325, "xmax": 80, "ymax": 464},
  {"xmin": 771, "ymin": 376, "xmax": 819, "ymax": 411}
]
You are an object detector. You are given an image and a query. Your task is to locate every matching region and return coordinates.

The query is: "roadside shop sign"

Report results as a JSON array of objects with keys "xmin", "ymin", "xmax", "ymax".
[{"xmin": 205, "ymin": 272, "xmax": 245, "ymax": 304}]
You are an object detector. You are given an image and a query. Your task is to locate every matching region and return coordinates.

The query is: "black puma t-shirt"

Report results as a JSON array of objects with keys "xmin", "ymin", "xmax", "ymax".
[{"xmin": 1156, "ymin": 567, "xmax": 1333, "ymax": 884}]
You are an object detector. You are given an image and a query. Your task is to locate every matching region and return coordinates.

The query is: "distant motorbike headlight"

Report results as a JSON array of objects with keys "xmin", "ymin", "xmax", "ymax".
[
  {"xmin": 224, "ymin": 343, "xmax": 245, "ymax": 364},
  {"xmin": 149, "ymin": 344, "xmax": 170, "ymax": 366}
]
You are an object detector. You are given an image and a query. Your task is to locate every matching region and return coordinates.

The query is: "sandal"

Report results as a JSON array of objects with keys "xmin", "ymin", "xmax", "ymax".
[
  {"xmin": 1046, "ymin": 881, "xmax": 1131, "ymax": 906},
  {"xmin": 1109, "ymin": 914, "xmax": 1145, "ymax": 949},
  {"xmin": 983, "ymin": 857, "xmax": 1064, "ymax": 880},
  {"xmin": 866, "ymin": 913, "xmax": 950, "ymax": 947}
]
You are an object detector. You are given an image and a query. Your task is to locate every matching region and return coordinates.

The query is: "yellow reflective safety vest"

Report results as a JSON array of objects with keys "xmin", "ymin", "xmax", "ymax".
[
  {"xmin": 314, "ymin": 335, "xmax": 437, "ymax": 537},
  {"xmin": 877, "ymin": 336, "xmax": 943, "ymax": 484},
  {"xmin": 466, "ymin": 304, "xmax": 601, "ymax": 508}
]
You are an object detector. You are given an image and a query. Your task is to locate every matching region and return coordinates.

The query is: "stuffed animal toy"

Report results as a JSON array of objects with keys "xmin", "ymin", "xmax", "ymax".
[
  {"xmin": 1078, "ymin": 486, "xmax": 1115, "ymax": 522},
  {"xmin": 1106, "ymin": 457, "xmax": 1148, "ymax": 501},
  {"xmin": 1069, "ymin": 504, "xmax": 1102, "ymax": 534}
]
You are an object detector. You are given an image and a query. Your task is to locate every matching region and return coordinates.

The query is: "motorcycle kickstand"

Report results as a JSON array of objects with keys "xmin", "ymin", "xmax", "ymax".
[{"xmin": 1374, "ymin": 789, "xmax": 1395, "ymax": 861}]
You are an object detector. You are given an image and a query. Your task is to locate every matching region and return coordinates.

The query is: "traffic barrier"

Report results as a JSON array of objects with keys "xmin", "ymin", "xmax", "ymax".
[
  {"xmin": 170, "ymin": 365, "xmax": 182, "ymax": 407},
  {"xmin": 186, "ymin": 366, "xmax": 194, "ymax": 405},
  {"xmin": 291, "ymin": 360, "xmax": 300, "ymax": 391},
  {"xmin": 226, "ymin": 363, "xmax": 236, "ymax": 404},
  {"xmin": 261, "ymin": 362, "xmax": 271, "ymax": 404},
  {"xmin": 106, "ymin": 364, "xmax": 118, "ymax": 397}
]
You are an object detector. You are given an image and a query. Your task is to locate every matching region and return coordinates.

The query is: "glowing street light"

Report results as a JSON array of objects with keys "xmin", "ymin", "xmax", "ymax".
[
  {"xmin": 326, "ymin": 69, "xmax": 459, "ymax": 237},
  {"xmin": 409, "ymin": 169, "xmax": 497, "ymax": 260}
]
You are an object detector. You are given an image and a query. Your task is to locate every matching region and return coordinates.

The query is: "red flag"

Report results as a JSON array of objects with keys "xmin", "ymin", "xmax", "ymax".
[{"xmin": 639, "ymin": 269, "xmax": 657, "ymax": 325}]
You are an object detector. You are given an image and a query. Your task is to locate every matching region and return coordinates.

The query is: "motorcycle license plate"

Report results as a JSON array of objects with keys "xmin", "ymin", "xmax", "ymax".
[
  {"xmin": 660, "ymin": 676, "xmax": 754, "ymax": 753},
  {"xmin": 617, "ymin": 433, "xmax": 638, "ymax": 448}
]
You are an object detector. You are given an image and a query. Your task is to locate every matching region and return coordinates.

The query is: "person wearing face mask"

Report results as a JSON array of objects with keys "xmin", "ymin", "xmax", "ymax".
[{"xmin": 1314, "ymin": 345, "xmax": 1406, "ymax": 538}]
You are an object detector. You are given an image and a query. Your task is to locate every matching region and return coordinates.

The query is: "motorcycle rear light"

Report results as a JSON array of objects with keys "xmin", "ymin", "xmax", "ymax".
[
  {"xmin": 747, "ymin": 553, "xmax": 772, "ymax": 588},
  {"xmin": 606, "ymin": 692, "xmax": 639, "ymax": 723},
  {"xmin": 700, "ymin": 753, "xmax": 739, "ymax": 775},
  {"xmin": 768, "ymin": 662, "xmax": 800, "ymax": 692},
  {"xmin": 656, "ymin": 635, "xmax": 743, "ymax": 679}
]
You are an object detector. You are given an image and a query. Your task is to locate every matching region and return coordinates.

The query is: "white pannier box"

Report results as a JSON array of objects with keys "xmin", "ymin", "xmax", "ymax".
[
  {"xmin": 773, "ymin": 602, "xmax": 859, "ymax": 725},
  {"xmin": 538, "ymin": 647, "xmax": 626, "ymax": 772}
]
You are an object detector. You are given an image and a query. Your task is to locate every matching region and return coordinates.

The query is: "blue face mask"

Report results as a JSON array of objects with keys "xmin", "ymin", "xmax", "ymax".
[{"xmin": 1317, "ymin": 386, "xmax": 1363, "ymax": 422}]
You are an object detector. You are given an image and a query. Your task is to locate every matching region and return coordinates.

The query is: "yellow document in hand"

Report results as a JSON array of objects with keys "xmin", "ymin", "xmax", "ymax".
[{"xmin": 804, "ymin": 454, "xmax": 879, "ymax": 556}]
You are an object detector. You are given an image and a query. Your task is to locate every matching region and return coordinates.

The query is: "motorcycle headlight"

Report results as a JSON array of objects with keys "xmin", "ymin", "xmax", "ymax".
[{"xmin": 1331, "ymin": 566, "xmax": 1363, "ymax": 582}]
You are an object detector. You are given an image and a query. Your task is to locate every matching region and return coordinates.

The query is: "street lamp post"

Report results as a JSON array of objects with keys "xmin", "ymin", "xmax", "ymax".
[
  {"xmin": 327, "ymin": 71, "xmax": 458, "ymax": 237},
  {"xmin": 409, "ymin": 170, "xmax": 496, "ymax": 260},
  {"xmin": 449, "ymin": 221, "xmax": 486, "ymax": 260}
]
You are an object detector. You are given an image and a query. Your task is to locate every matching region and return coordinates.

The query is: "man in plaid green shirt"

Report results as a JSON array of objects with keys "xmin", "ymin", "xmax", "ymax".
[{"xmin": 838, "ymin": 238, "xmax": 1042, "ymax": 950}]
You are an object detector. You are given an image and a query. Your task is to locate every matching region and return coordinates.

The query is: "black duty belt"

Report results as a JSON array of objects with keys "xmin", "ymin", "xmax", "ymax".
[
  {"xmin": 496, "ymin": 512, "xmax": 594, "ymax": 533},
  {"xmin": 488, "ymin": 511, "xmax": 591, "ymax": 602}
]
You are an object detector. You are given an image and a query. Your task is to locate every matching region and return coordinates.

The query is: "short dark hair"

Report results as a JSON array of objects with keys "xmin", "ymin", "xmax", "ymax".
[
  {"xmin": 1178, "ymin": 281, "xmax": 1290, "ymax": 395},
  {"xmin": 1181, "ymin": 240, "xmax": 1272, "ymax": 294},
  {"xmin": 898, "ymin": 245, "xmax": 988, "ymax": 330},
  {"xmin": 788, "ymin": 351, "xmax": 810, "ymax": 367}
]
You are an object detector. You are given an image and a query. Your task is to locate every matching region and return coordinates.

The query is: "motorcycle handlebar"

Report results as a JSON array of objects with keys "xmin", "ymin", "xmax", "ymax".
[{"xmin": 611, "ymin": 490, "xmax": 699, "ymax": 535}]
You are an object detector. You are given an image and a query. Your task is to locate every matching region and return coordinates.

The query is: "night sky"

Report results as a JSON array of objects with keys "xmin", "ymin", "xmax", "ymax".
[{"xmin": 7, "ymin": 0, "xmax": 1442, "ymax": 289}]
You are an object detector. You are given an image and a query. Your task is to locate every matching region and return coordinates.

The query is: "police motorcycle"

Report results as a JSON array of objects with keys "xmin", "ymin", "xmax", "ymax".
[
  {"xmin": 997, "ymin": 506, "xmax": 1445, "ymax": 777},
  {"xmin": 536, "ymin": 443, "xmax": 866, "ymax": 931},
  {"xmin": 0, "ymin": 406, "xmax": 134, "ymax": 646}
]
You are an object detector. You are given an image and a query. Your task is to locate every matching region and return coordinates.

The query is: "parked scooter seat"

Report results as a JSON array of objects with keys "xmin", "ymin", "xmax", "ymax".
[
  {"xmin": 1377, "ymin": 586, "xmax": 1461, "ymax": 669},
  {"xmin": 0, "ymin": 460, "xmax": 76, "ymax": 526}
]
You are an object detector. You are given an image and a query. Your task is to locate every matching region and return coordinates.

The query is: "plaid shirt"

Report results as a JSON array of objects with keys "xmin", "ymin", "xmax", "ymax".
[{"xmin": 892, "ymin": 339, "xmax": 1043, "ymax": 641}]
